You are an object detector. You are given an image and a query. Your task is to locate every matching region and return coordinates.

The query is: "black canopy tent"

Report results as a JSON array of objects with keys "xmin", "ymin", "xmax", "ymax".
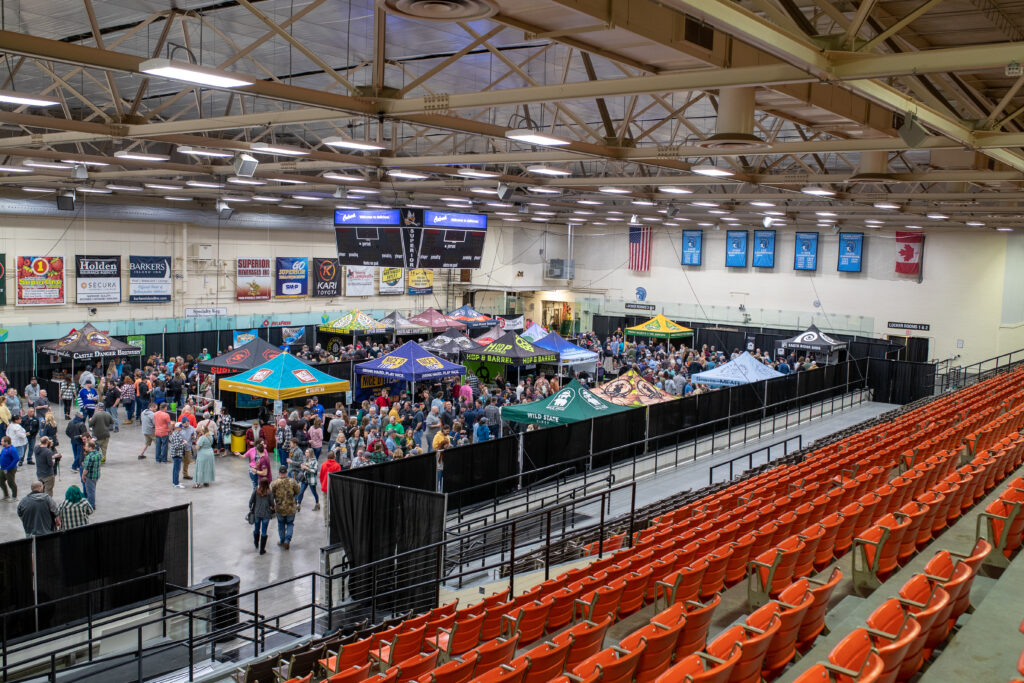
[
  {"xmin": 778, "ymin": 324, "xmax": 848, "ymax": 363},
  {"xmin": 420, "ymin": 327, "xmax": 477, "ymax": 359},
  {"xmin": 197, "ymin": 337, "xmax": 283, "ymax": 375},
  {"xmin": 39, "ymin": 323, "xmax": 142, "ymax": 360}
]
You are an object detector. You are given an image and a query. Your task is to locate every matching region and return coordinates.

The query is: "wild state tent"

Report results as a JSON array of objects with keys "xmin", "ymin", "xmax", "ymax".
[
  {"xmin": 378, "ymin": 310, "xmax": 431, "ymax": 337},
  {"xmin": 592, "ymin": 369, "xmax": 675, "ymax": 406},
  {"xmin": 502, "ymin": 380, "xmax": 629, "ymax": 426},
  {"xmin": 692, "ymin": 351, "xmax": 783, "ymax": 387},
  {"xmin": 779, "ymin": 324, "xmax": 847, "ymax": 355},
  {"xmin": 448, "ymin": 304, "xmax": 492, "ymax": 329},
  {"xmin": 219, "ymin": 352, "xmax": 350, "ymax": 400},
  {"xmin": 520, "ymin": 322, "xmax": 549, "ymax": 343},
  {"xmin": 355, "ymin": 341, "xmax": 465, "ymax": 382},
  {"xmin": 534, "ymin": 332, "xmax": 599, "ymax": 369},
  {"xmin": 408, "ymin": 308, "xmax": 467, "ymax": 333},
  {"xmin": 39, "ymin": 323, "xmax": 142, "ymax": 360},
  {"xmin": 198, "ymin": 337, "xmax": 282, "ymax": 375},
  {"xmin": 420, "ymin": 327, "xmax": 476, "ymax": 358},
  {"xmin": 625, "ymin": 314, "xmax": 693, "ymax": 340},
  {"xmin": 461, "ymin": 331, "xmax": 558, "ymax": 383}
]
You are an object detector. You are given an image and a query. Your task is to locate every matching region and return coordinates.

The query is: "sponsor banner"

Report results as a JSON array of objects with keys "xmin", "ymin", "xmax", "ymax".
[
  {"xmin": 498, "ymin": 315, "xmax": 524, "ymax": 330},
  {"xmin": 379, "ymin": 267, "xmax": 405, "ymax": 295},
  {"xmin": 281, "ymin": 327, "xmax": 305, "ymax": 346},
  {"xmin": 128, "ymin": 255, "xmax": 171, "ymax": 302},
  {"xmin": 794, "ymin": 232, "xmax": 819, "ymax": 271},
  {"xmin": 0, "ymin": 254, "xmax": 5, "ymax": 306},
  {"xmin": 234, "ymin": 329, "xmax": 259, "ymax": 347},
  {"xmin": 407, "ymin": 268, "xmax": 434, "ymax": 295},
  {"xmin": 837, "ymin": 233, "xmax": 864, "ymax": 273},
  {"xmin": 752, "ymin": 230, "xmax": 776, "ymax": 268},
  {"xmin": 725, "ymin": 231, "xmax": 748, "ymax": 268},
  {"xmin": 345, "ymin": 266, "xmax": 376, "ymax": 296},
  {"xmin": 236, "ymin": 258, "xmax": 272, "ymax": 301},
  {"xmin": 681, "ymin": 230, "xmax": 702, "ymax": 266},
  {"xmin": 185, "ymin": 307, "xmax": 227, "ymax": 318},
  {"xmin": 127, "ymin": 335, "xmax": 146, "ymax": 355},
  {"xmin": 275, "ymin": 257, "xmax": 308, "ymax": 298},
  {"xmin": 75, "ymin": 255, "xmax": 121, "ymax": 304},
  {"xmin": 354, "ymin": 373, "xmax": 403, "ymax": 403},
  {"xmin": 16, "ymin": 256, "xmax": 65, "ymax": 306},
  {"xmin": 312, "ymin": 257, "xmax": 342, "ymax": 298}
]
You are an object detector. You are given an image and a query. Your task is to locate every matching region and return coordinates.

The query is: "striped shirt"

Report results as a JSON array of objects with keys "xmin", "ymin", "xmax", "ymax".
[{"xmin": 58, "ymin": 499, "xmax": 93, "ymax": 530}]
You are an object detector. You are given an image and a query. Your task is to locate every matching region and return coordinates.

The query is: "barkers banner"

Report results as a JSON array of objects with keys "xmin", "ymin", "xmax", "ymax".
[
  {"xmin": 75, "ymin": 255, "xmax": 121, "ymax": 304},
  {"xmin": 275, "ymin": 257, "xmax": 308, "ymax": 298},
  {"xmin": 407, "ymin": 268, "xmax": 434, "ymax": 295},
  {"xmin": 345, "ymin": 266, "xmax": 376, "ymax": 296},
  {"xmin": 379, "ymin": 267, "xmax": 405, "ymax": 295},
  {"xmin": 236, "ymin": 258, "xmax": 272, "ymax": 301},
  {"xmin": 128, "ymin": 256, "xmax": 171, "ymax": 302},
  {"xmin": 312, "ymin": 258, "xmax": 341, "ymax": 298}
]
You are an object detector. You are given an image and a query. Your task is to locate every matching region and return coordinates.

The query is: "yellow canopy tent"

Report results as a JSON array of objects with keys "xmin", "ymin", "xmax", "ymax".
[{"xmin": 625, "ymin": 313, "xmax": 693, "ymax": 339}]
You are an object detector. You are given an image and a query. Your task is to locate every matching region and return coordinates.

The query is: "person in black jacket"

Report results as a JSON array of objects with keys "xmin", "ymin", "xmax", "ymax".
[
  {"xmin": 22, "ymin": 408, "xmax": 39, "ymax": 466},
  {"xmin": 65, "ymin": 413, "xmax": 88, "ymax": 471}
]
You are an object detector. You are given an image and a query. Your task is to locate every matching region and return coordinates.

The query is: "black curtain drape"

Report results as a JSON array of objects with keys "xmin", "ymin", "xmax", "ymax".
[
  {"xmin": 0, "ymin": 538, "xmax": 36, "ymax": 639},
  {"xmin": 340, "ymin": 453, "xmax": 436, "ymax": 491}
]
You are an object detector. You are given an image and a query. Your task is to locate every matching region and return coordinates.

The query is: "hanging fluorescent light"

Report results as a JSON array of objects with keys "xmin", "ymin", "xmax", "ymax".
[
  {"xmin": 598, "ymin": 186, "xmax": 630, "ymax": 194},
  {"xmin": 469, "ymin": 187, "xmax": 498, "ymax": 195},
  {"xmin": 926, "ymin": 212, "xmax": 949, "ymax": 220},
  {"xmin": 177, "ymin": 145, "xmax": 233, "ymax": 158},
  {"xmin": 631, "ymin": 199, "xmax": 656, "ymax": 206},
  {"xmin": 0, "ymin": 165, "xmax": 33, "ymax": 173},
  {"xmin": 139, "ymin": 58, "xmax": 253, "ymax": 88},
  {"xmin": 163, "ymin": 196, "xmax": 193, "ymax": 201},
  {"xmin": 114, "ymin": 150, "xmax": 170, "ymax": 162},
  {"xmin": 659, "ymin": 187, "xmax": 693, "ymax": 194},
  {"xmin": 220, "ymin": 195, "xmax": 251, "ymax": 202},
  {"xmin": 750, "ymin": 200, "xmax": 775, "ymax": 207},
  {"xmin": 249, "ymin": 142, "xmax": 310, "ymax": 156},
  {"xmin": 873, "ymin": 201, "xmax": 900, "ymax": 210},
  {"xmin": 0, "ymin": 90, "xmax": 60, "ymax": 107},
  {"xmin": 763, "ymin": 210, "xmax": 785, "ymax": 216},
  {"xmin": 966, "ymin": 221, "xmax": 985, "ymax": 226},
  {"xmin": 323, "ymin": 172, "xmax": 364, "ymax": 182},
  {"xmin": 526, "ymin": 165, "xmax": 571, "ymax": 176},
  {"xmin": 456, "ymin": 168, "xmax": 499, "ymax": 178},
  {"xmin": 486, "ymin": 202, "xmax": 513, "ymax": 208},
  {"xmin": 22, "ymin": 187, "xmax": 55, "ymax": 193},
  {"xmin": 997, "ymin": 227, "xmax": 1014, "ymax": 232},
  {"xmin": 323, "ymin": 137, "xmax": 387, "ymax": 151},
  {"xmin": 77, "ymin": 186, "xmax": 112, "ymax": 194},
  {"xmin": 23, "ymin": 160, "xmax": 74, "ymax": 170},
  {"xmin": 387, "ymin": 170, "xmax": 429, "ymax": 180},
  {"xmin": 145, "ymin": 182, "xmax": 184, "ymax": 190},
  {"xmin": 526, "ymin": 186, "xmax": 562, "ymax": 194},
  {"xmin": 105, "ymin": 184, "xmax": 144, "ymax": 192},
  {"xmin": 691, "ymin": 201, "xmax": 718, "ymax": 208},
  {"xmin": 252, "ymin": 195, "xmax": 282, "ymax": 202},
  {"xmin": 690, "ymin": 164, "xmax": 735, "ymax": 177},
  {"xmin": 348, "ymin": 187, "xmax": 380, "ymax": 194},
  {"xmin": 815, "ymin": 211, "xmax": 838, "ymax": 217},
  {"xmin": 505, "ymin": 129, "xmax": 571, "ymax": 146},
  {"xmin": 61, "ymin": 159, "xmax": 108, "ymax": 166},
  {"xmin": 186, "ymin": 179, "xmax": 225, "ymax": 189},
  {"xmin": 801, "ymin": 185, "xmax": 836, "ymax": 196},
  {"xmin": 292, "ymin": 194, "xmax": 324, "ymax": 201},
  {"xmin": 577, "ymin": 199, "xmax": 602, "ymax": 205},
  {"xmin": 903, "ymin": 224, "xmax": 923, "ymax": 229},
  {"xmin": 269, "ymin": 177, "xmax": 308, "ymax": 184},
  {"xmin": 227, "ymin": 177, "xmax": 266, "ymax": 185}
]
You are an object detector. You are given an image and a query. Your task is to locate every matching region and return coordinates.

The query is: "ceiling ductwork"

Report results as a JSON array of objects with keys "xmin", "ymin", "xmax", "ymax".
[
  {"xmin": 847, "ymin": 150, "xmax": 898, "ymax": 183},
  {"xmin": 698, "ymin": 87, "xmax": 770, "ymax": 152},
  {"xmin": 379, "ymin": 0, "xmax": 499, "ymax": 22}
]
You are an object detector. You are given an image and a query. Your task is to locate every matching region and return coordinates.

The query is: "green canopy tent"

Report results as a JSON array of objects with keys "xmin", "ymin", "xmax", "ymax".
[
  {"xmin": 460, "ymin": 331, "xmax": 557, "ymax": 384},
  {"xmin": 502, "ymin": 379, "xmax": 629, "ymax": 427}
]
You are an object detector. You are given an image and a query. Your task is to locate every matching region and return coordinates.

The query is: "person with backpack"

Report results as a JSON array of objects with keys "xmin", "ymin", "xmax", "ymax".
[{"xmin": 134, "ymin": 373, "xmax": 151, "ymax": 423}]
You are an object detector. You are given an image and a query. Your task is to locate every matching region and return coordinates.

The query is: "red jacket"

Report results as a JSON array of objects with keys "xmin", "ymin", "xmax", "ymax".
[{"xmin": 319, "ymin": 459, "xmax": 341, "ymax": 492}]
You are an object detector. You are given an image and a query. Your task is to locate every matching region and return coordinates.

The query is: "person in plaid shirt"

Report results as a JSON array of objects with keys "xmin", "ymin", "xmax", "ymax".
[
  {"xmin": 57, "ymin": 484, "xmax": 93, "ymax": 530},
  {"xmin": 216, "ymin": 408, "xmax": 233, "ymax": 456},
  {"xmin": 275, "ymin": 418, "xmax": 291, "ymax": 464},
  {"xmin": 80, "ymin": 438, "xmax": 102, "ymax": 509},
  {"xmin": 58, "ymin": 374, "xmax": 76, "ymax": 420},
  {"xmin": 169, "ymin": 422, "xmax": 186, "ymax": 489},
  {"xmin": 118, "ymin": 378, "xmax": 136, "ymax": 426}
]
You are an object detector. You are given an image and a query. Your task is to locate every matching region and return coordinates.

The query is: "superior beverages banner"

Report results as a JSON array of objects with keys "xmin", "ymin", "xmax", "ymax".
[
  {"xmin": 128, "ymin": 256, "xmax": 171, "ymax": 302},
  {"xmin": 75, "ymin": 255, "xmax": 121, "ymax": 304},
  {"xmin": 236, "ymin": 258, "xmax": 272, "ymax": 301},
  {"xmin": 17, "ymin": 256, "xmax": 66, "ymax": 306},
  {"xmin": 275, "ymin": 257, "xmax": 309, "ymax": 298},
  {"xmin": 312, "ymin": 258, "xmax": 342, "ymax": 298}
]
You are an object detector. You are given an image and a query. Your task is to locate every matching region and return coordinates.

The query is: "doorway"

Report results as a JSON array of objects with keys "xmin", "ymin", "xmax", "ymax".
[{"xmin": 887, "ymin": 336, "xmax": 930, "ymax": 363}]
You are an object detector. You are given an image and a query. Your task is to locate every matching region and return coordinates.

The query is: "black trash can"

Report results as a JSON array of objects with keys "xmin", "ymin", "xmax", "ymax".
[{"xmin": 206, "ymin": 574, "xmax": 240, "ymax": 641}]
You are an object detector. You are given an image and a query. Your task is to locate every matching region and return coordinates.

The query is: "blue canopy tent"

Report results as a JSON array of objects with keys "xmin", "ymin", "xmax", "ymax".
[
  {"xmin": 534, "ymin": 332, "xmax": 599, "ymax": 376},
  {"xmin": 355, "ymin": 340, "xmax": 466, "ymax": 400},
  {"xmin": 691, "ymin": 351, "xmax": 783, "ymax": 387}
]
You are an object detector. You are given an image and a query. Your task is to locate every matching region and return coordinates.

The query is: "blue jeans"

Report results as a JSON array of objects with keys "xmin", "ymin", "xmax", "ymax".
[
  {"xmin": 172, "ymin": 457, "xmax": 182, "ymax": 485},
  {"xmin": 71, "ymin": 441, "xmax": 83, "ymax": 470},
  {"xmin": 83, "ymin": 478, "xmax": 97, "ymax": 509},
  {"xmin": 135, "ymin": 397, "xmax": 146, "ymax": 420},
  {"xmin": 276, "ymin": 514, "xmax": 295, "ymax": 544},
  {"xmin": 26, "ymin": 437, "xmax": 35, "ymax": 463},
  {"xmin": 155, "ymin": 435, "xmax": 169, "ymax": 463},
  {"xmin": 109, "ymin": 406, "xmax": 119, "ymax": 430},
  {"xmin": 297, "ymin": 481, "xmax": 319, "ymax": 505},
  {"xmin": 14, "ymin": 445, "xmax": 25, "ymax": 465},
  {"xmin": 249, "ymin": 471, "xmax": 258, "ymax": 489},
  {"xmin": 254, "ymin": 517, "xmax": 270, "ymax": 537}
]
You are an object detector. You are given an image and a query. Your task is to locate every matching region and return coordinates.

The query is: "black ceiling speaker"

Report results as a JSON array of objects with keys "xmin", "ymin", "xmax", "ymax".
[{"xmin": 56, "ymin": 190, "xmax": 75, "ymax": 211}]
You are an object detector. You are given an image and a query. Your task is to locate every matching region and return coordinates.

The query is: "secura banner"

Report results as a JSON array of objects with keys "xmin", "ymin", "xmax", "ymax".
[
  {"xmin": 75, "ymin": 255, "xmax": 121, "ymax": 304},
  {"xmin": 128, "ymin": 256, "xmax": 171, "ymax": 302},
  {"xmin": 275, "ymin": 257, "xmax": 308, "ymax": 298},
  {"xmin": 312, "ymin": 258, "xmax": 341, "ymax": 298},
  {"xmin": 407, "ymin": 268, "xmax": 434, "ymax": 295},
  {"xmin": 236, "ymin": 258, "xmax": 272, "ymax": 301},
  {"xmin": 379, "ymin": 267, "xmax": 405, "ymax": 295}
]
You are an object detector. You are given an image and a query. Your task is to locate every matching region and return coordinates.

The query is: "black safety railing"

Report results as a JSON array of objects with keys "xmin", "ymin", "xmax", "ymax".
[
  {"xmin": 937, "ymin": 347, "xmax": 1024, "ymax": 393},
  {"xmin": 707, "ymin": 434, "xmax": 803, "ymax": 485}
]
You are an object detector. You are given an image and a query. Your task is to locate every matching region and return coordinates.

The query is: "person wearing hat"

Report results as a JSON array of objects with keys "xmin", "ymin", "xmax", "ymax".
[{"xmin": 474, "ymin": 417, "xmax": 492, "ymax": 444}]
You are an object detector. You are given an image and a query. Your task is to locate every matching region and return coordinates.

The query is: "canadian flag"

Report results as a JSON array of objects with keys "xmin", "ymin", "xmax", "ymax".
[{"xmin": 895, "ymin": 231, "xmax": 923, "ymax": 274}]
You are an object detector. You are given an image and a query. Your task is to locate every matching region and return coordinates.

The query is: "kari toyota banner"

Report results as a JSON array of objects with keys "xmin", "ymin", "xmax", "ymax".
[
  {"xmin": 794, "ymin": 232, "xmax": 819, "ymax": 271},
  {"xmin": 725, "ymin": 231, "xmax": 748, "ymax": 268},
  {"xmin": 128, "ymin": 256, "xmax": 171, "ymax": 302},
  {"xmin": 752, "ymin": 230, "xmax": 776, "ymax": 268},
  {"xmin": 837, "ymin": 233, "xmax": 864, "ymax": 272},
  {"xmin": 275, "ymin": 257, "xmax": 308, "ymax": 298},
  {"xmin": 312, "ymin": 257, "xmax": 342, "ymax": 298},
  {"xmin": 345, "ymin": 266, "xmax": 375, "ymax": 296},
  {"xmin": 379, "ymin": 267, "xmax": 405, "ymax": 295},
  {"xmin": 75, "ymin": 255, "xmax": 121, "ymax": 304},
  {"xmin": 682, "ymin": 230, "xmax": 702, "ymax": 266},
  {"xmin": 236, "ymin": 258, "xmax": 271, "ymax": 301}
]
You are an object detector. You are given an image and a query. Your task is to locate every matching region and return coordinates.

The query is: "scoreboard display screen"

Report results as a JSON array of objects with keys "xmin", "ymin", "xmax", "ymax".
[{"xmin": 334, "ymin": 209, "xmax": 488, "ymax": 268}]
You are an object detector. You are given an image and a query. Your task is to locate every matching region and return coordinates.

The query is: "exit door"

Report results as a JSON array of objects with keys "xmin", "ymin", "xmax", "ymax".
[{"xmin": 887, "ymin": 336, "xmax": 930, "ymax": 363}]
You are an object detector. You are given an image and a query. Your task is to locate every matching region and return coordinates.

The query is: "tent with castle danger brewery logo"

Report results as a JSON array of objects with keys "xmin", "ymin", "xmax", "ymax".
[
  {"xmin": 39, "ymin": 323, "xmax": 142, "ymax": 360},
  {"xmin": 218, "ymin": 352, "xmax": 350, "ymax": 400}
]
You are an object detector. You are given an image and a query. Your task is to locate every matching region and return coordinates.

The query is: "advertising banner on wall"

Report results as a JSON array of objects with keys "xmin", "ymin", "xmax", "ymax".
[
  {"xmin": 0, "ymin": 254, "xmax": 5, "ymax": 306},
  {"xmin": 379, "ymin": 267, "xmax": 405, "ymax": 294},
  {"xmin": 407, "ymin": 268, "xmax": 434, "ymax": 295},
  {"xmin": 236, "ymin": 258, "xmax": 272, "ymax": 301},
  {"xmin": 234, "ymin": 329, "xmax": 259, "ymax": 347},
  {"xmin": 345, "ymin": 266, "xmax": 376, "ymax": 296},
  {"xmin": 75, "ymin": 255, "xmax": 121, "ymax": 304},
  {"xmin": 275, "ymin": 257, "xmax": 308, "ymax": 298},
  {"xmin": 126, "ymin": 335, "xmax": 146, "ymax": 355},
  {"xmin": 752, "ymin": 230, "xmax": 776, "ymax": 268},
  {"xmin": 681, "ymin": 230, "xmax": 702, "ymax": 266},
  {"xmin": 17, "ymin": 256, "xmax": 65, "ymax": 306},
  {"xmin": 128, "ymin": 256, "xmax": 171, "ymax": 302},
  {"xmin": 725, "ymin": 231, "xmax": 748, "ymax": 268},
  {"xmin": 794, "ymin": 232, "xmax": 819, "ymax": 271},
  {"xmin": 837, "ymin": 233, "xmax": 864, "ymax": 272},
  {"xmin": 312, "ymin": 258, "xmax": 342, "ymax": 298}
]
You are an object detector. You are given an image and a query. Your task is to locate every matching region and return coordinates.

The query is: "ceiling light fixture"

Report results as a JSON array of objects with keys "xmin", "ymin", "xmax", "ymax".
[
  {"xmin": 249, "ymin": 142, "xmax": 310, "ymax": 156},
  {"xmin": 631, "ymin": 199, "xmax": 655, "ymax": 206},
  {"xmin": 659, "ymin": 187, "xmax": 693, "ymax": 195},
  {"xmin": 526, "ymin": 186, "xmax": 562, "ymax": 194},
  {"xmin": 144, "ymin": 182, "xmax": 183, "ymax": 190},
  {"xmin": 815, "ymin": 211, "xmax": 838, "ymax": 217},
  {"xmin": 387, "ymin": 170, "xmax": 429, "ymax": 180},
  {"xmin": 163, "ymin": 196, "xmax": 193, "ymax": 202},
  {"xmin": 750, "ymin": 201, "xmax": 775, "ymax": 207},
  {"xmin": 690, "ymin": 164, "xmax": 735, "ymax": 177},
  {"xmin": 577, "ymin": 199, "xmax": 602, "ymax": 205},
  {"xmin": 269, "ymin": 177, "xmax": 308, "ymax": 184},
  {"xmin": 598, "ymin": 186, "xmax": 630, "ymax": 194},
  {"xmin": 456, "ymin": 168, "xmax": 499, "ymax": 178},
  {"xmin": 801, "ymin": 185, "xmax": 836, "ymax": 196},
  {"xmin": 22, "ymin": 187, "xmax": 55, "ymax": 193},
  {"xmin": 77, "ymin": 186, "xmax": 112, "ymax": 194},
  {"xmin": 323, "ymin": 137, "xmax": 387, "ymax": 151},
  {"xmin": 997, "ymin": 227, "xmax": 1014, "ymax": 232},
  {"xmin": 61, "ymin": 159, "xmax": 108, "ymax": 167},
  {"xmin": 278, "ymin": 204, "xmax": 302, "ymax": 209},
  {"xmin": 874, "ymin": 201, "xmax": 900, "ymax": 210},
  {"xmin": 292, "ymin": 194, "xmax": 323, "ymax": 201},
  {"xmin": 140, "ymin": 58, "xmax": 253, "ymax": 87},
  {"xmin": 227, "ymin": 177, "xmax": 266, "ymax": 185},
  {"xmin": 469, "ymin": 187, "xmax": 499, "ymax": 195},
  {"xmin": 322, "ymin": 172, "xmax": 364, "ymax": 182},
  {"xmin": 347, "ymin": 188, "xmax": 380, "ymax": 194},
  {"xmin": 23, "ymin": 160, "xmax": 73, "ymax": 170},
  {"xmin": 177, "ymin": 145, "xmax": 233, "ymax": 158},
  {"xmin": 0, "ymin": 90, "xmax": 60, "ymax": 107},
  {"xmin": 105, "ymin": 184, "xmax": 144, "ymax": 192},
  {"xmin": 0, "ymin": 165, "xmax": 34, "ymax": 173},
  {"xmin": 186, "ymin": 180, "xmax": 225, "ymax": 189},
  {"xmin": 691, "ymin": 201, "xmax": 718, "ymax": 207},
  {"xmin": 526, "ymin": 165, "xmax": 571, "ymax": 176},
  {"xmin": 966, "ymin": 221, "xmax": 985, "ymax": 226},
  {"xmin": 505, "ymin": 130, "xmax": 571, "ymax": 146},
  {"xmin": 926, "ymin": 212, "xmax": 949, "ymax": 220},
  {"xmin": 252, "ymin": 195, "xmax": 282, "ymax": 202},
  {"xmin": 114, "ymin": 150, "xmax": 170, "ymax": 162}
]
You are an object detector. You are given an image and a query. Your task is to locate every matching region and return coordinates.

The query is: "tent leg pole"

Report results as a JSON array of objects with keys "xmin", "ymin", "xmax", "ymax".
[{"xmin": 517, "ymin": 432, "xmax": 523, "ymax": 490}]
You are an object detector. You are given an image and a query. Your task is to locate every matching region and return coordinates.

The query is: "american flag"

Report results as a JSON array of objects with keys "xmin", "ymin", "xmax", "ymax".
[{"xmin": 628, "ymin": 225, "xmax": 651, "ymax": 271}]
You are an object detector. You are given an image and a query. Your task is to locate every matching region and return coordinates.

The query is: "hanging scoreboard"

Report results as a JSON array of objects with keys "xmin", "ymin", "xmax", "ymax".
[{"xmin": 334, "ymin": 208, "xmax": 488, "ymax": 268}]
